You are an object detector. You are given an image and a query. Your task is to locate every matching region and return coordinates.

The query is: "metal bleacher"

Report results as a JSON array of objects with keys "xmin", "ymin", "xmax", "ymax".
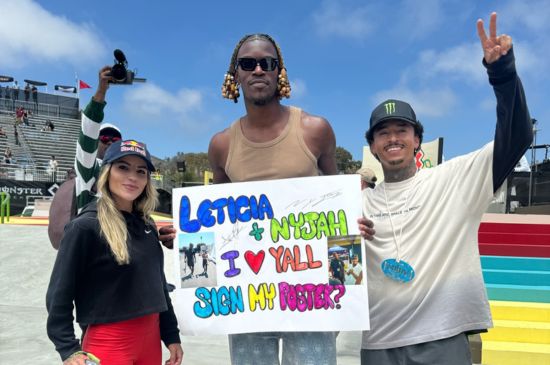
[
  {"xmin": 21, "ymin": 113, "xmax": 80, "ymax": 172},
  {"xmin": 0, "ymin": 93, "xmax": 80, "ymax": 182}
]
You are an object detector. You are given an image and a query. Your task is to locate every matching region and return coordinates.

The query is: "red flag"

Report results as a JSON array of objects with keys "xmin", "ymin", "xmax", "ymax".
[{"xmin": 79, "ymin": 80, "xmax": 91, "ymax": 89}]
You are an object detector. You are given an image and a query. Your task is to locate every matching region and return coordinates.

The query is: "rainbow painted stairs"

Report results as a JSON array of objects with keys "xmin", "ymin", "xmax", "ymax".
[{"xmin": 478, "ymin": 214, "xmax": 550, "ymax": 365}]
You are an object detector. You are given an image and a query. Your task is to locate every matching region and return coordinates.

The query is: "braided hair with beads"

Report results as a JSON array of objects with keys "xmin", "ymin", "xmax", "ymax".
[{"xmin": 222, "ymin": 34, "xmax": 291, "ymax": 103}]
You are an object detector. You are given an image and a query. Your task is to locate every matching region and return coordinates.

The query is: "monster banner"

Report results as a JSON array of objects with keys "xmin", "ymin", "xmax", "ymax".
[{"xmin": 172, "ymin": 175, "xmax": 370, "ymax": 335}]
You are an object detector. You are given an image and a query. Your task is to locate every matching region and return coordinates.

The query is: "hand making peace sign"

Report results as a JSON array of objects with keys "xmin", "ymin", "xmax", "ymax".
[{"xmin": 477, "ymin": 12, "xmax": 513, "ymax": 64}]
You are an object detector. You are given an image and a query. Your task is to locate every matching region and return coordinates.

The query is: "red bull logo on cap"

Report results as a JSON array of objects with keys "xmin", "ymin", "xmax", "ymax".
[{"xmin": 121, "ymin": 140, "xmax": 146, "ymax": 156}]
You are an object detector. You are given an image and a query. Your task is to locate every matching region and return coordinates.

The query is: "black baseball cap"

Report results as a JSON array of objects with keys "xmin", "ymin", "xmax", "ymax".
[
  {"xmin": 366, "ymin": 99, "xmax": 419, "ymax": 141},
  {"xmin": 102, "ymin": 139, "xmax": 155, "ymax": 172}
]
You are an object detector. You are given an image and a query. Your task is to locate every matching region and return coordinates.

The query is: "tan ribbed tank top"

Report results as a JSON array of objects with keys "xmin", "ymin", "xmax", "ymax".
[{"xmin": 225, "ymin": 106, "xmax": 319, "ymax": 182}]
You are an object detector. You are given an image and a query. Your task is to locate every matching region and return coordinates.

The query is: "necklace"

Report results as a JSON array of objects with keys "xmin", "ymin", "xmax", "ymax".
[{"xmin": 380, "ymin": 171, "xmax": 418, "ymax": 283}]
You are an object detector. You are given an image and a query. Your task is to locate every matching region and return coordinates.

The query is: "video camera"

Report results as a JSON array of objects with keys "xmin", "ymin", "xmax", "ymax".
[{"xmin": 108, "ymin": 49, "xmax": 146, "ymax": 85}]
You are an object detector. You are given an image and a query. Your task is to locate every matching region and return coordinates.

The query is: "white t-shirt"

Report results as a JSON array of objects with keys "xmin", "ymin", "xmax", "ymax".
[
  {"xmin": 361, "ymin": 142, "xmax": 495, "ymax": 349},
  {"xmin": 345, "ymin": 263, "xmax": 363, "ymax": 285},
  {"xmin": 49, "ymin": 159, "xmax": 58, "ymax": 170}
]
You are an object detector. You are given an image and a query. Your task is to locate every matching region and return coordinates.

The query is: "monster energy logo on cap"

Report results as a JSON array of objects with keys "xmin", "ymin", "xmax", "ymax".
[
  {"xmin": 366, "ymin": 99, "xmax": 419, "ymax": 141},
  {"xmin": 384, "ymin": 102, "xmax": 396, "ymax": 115}
]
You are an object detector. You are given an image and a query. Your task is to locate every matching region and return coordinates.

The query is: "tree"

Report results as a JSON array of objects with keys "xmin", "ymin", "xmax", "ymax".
[{"xmin": 335, "ymin": 146, "xmax": 361, "ymax": 174}]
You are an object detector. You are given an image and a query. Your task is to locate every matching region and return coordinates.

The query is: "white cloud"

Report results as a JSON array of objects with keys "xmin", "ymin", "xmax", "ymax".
[
  {"xmin": 511, "ymin": 41, "xmax": 547, "ymax": 79},
  {"xmin": 372, "ymin": 86, "xmax": 458, "ymax": 118},
  {"xmin": 499, "ymin": 0, "xmax": 550, "ymax": 33},
  {"xmin": 415, "ymin": 43, "xmax": 486, "ymax": 84},
  {"xmin": 123, "ymin": 83, "xmax": 202, "ymax": 116},
  {"xmin": 0, "ymin": 0, "xmax": 106, "ymax": 69},
  {"xmin": 312, "ymin": 0, "xmax": 374, "ymax": 39},
  {"xmin": 478, "ymin": 0, "xmax": 550, "ymax": 81},
  {"xmin": 122, "ymin": 83, "xmax": 214, "ymax": 133},
  {"xmin": 310, "ymin": 0, "xmax": 457, "ymax": 43},
  {"xmin": 290, "ymin": 78, "xmax": 307, "ymax": 99},
  {"xmin": 410, "ymin": 41, "xmax": 547, "ymax": 86},
  {"xmin": 396, "ymin": 0, "xmax": 445, "ymax": 40}
]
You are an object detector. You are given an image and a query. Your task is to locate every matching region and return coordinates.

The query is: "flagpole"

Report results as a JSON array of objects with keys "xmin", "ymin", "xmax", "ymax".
[{"xmin": 75, "ymin": 72, "xmax": 80, "ymax": 101}]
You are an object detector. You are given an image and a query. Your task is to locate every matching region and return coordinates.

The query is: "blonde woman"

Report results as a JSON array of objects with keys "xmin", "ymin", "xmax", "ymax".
[{"xmin": 46, "ymin": 140, "xmax": 183, "ymax": 365}]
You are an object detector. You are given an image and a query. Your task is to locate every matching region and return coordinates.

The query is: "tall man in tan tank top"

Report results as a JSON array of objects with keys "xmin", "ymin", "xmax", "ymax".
[{"xmin": 208, "ymin": 34, "xmax": 339, "ymax": 365}]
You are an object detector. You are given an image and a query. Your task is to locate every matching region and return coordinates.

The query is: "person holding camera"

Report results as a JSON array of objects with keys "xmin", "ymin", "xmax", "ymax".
[
  {"xmin": 73, "ymin": 65, "xmax": 122, "ymax": 213},
  {"xmin": 49, "ymin": 62, "xmax": 176, "ymax": 250},
  {"xmin": 46, "ymin": 140, "xmax": 184, "ymax": 365},
  {"xmin": 48, "ymin": 65, "xmax": 125, "ymax": 250}
]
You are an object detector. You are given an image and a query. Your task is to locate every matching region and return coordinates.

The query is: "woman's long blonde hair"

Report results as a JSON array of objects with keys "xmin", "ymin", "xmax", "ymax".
[{"xmin": 96, "ymin": 163, "xmax": 158, "ymax": 264}]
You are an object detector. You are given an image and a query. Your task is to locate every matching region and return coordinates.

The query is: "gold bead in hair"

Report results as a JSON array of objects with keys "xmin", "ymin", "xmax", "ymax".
[
  {"xmin": 277, "ymin": 68, "xmax": 291, "ymax": 99},
  {"xmin": 222, "ymin": 73, "xmax": 240, "ymax": 102}
]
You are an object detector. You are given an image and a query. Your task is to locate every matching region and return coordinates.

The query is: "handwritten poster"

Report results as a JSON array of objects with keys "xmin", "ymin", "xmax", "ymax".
[{"xmin": 171, "ymin": 175, "xmax": 370, "ymax": 335}]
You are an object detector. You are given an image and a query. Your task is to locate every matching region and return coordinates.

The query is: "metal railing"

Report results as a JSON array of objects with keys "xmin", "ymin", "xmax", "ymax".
[
  {"xmin": 0, "ymin": 164, "xmax": 67, "ymax": 182},
  {"xmin": 505, "ymin": 169, "xmax": 550, "ymax": 213},
  {"xmin": 15, "ymin": 124, "xmax": 35, "ymax": 167},
  {"xmin": 1, "ymin": 99, "xmax": 61, "ymax": 117}
]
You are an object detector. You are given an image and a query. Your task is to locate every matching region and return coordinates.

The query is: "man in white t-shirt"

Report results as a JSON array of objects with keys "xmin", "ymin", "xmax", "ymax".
[
  {"xmin": 48, "ymin": 155, "xmax": 58, "ymax": 182},
  {"xmin": 357, "ymin": 12, "xmax": 532, "ymax": 364},
  {"xmin": 345, "ymin": 255, "xmax": 363, "ymax": 285}
]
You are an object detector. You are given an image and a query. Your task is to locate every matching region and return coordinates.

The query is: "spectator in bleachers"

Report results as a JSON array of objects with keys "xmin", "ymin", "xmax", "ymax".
[
  {"xmin": 4, "ymin": 86, "xmax": 12, "ymax": 108},
  {"xmin": 13, "ymin": 81, "xmax": 19, "ymax": 101},
  {"xmin": 49, "ymin": 155, "xmax": 58, "ymax": 181},
  {"xmin": 24, "ymin": 83, "xmax": 30, "ymax": 102},
  {"xmin": 14, "ymin": 126, "xmax": 20, "ymax": 146},
  {"xmin": 32, "ymin": 85, "xmax": 38, "ymax": 111},
  {"xmin": 4, "ymin": 147, "xmax": 12, "ymax": 164},
  {"xmin": 32, "ymin": 85, "xmax": 38, "ymax": 102},
  {"xmin": 15, "ymin": 107, "xmax": 24, "ymax": 125},
  {"xmin": 0, "ymin": 127, "xmax": 7, "ymax": 138},
  {"xmin": 5, "ymin": 85, "xmax": 12, "ymax": 107},
  {"xmin": 23, "ymin": 109, "xmax": 30, "ymax": 127},
  {"xmin": 42, "ymin": 120, "xmax": 55, "ymax": 132}
]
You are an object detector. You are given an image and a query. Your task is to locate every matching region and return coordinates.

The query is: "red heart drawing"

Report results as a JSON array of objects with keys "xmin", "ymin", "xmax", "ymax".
[{"xmin": 244, "ymin": 250, "xmax": 265, "ymax": 274}]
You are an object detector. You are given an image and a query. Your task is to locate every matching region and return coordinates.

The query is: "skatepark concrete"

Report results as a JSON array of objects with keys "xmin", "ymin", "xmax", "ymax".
[{"xmin": 0, "ymin": 224, "xmax": 362, "ymax": 364}]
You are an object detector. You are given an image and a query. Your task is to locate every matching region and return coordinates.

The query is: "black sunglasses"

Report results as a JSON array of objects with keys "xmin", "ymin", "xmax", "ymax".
[{"xmin": 237, "ymin": 57, "xmax": 279, "ymax": 72}]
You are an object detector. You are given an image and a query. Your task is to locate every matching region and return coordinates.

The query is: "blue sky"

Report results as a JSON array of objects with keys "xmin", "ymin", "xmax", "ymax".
[{"xmin": 1, "ymin": 0, "xmax": 548, "ymax": 163}]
